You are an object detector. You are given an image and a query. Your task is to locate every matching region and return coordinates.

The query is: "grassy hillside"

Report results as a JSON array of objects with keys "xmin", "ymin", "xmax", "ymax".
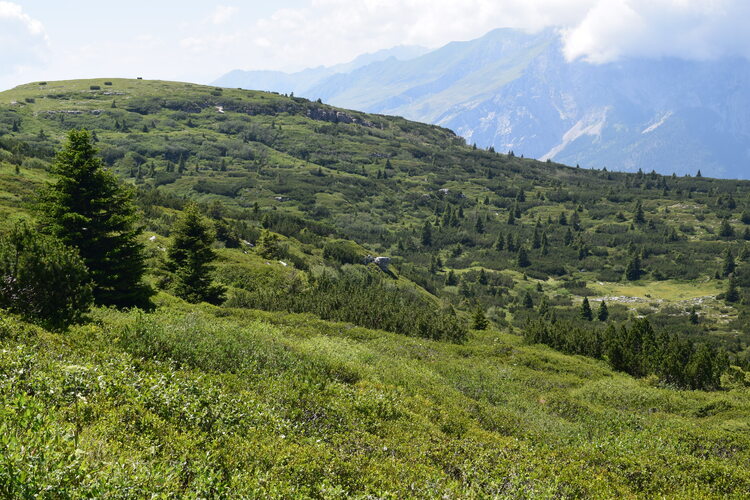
[
  {"xmin": 3, "ymin": 79, "xmax": 750, "ymax": 350},
  {"xmin": 1, "ymin": 78, "xmax": 750, "ymax": 496},
  {"xmin": 1, "ymin": 301, "xmax": 749, "ymax": 497}
]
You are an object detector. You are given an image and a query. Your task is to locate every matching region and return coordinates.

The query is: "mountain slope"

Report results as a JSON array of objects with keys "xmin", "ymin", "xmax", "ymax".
[
  {"xmin": 2, "ymin": 78, "xmax": 750, "ymax": 495},
  {"xmin": 238, "ymin": 28, "xmax": 750, "ymax": 179},
  {"xmin": 214, "ymin": 45, "xmax": 429, "ymax": 96}
]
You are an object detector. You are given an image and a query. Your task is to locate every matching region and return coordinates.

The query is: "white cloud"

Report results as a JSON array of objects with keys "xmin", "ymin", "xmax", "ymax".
[
  {"xmin": 210, "ymin": 5, "xmax": 238, "ymax": 25},
  {"xmin": 4, "ymin": 0, "xmax": 750, "ymax": 91},
  {"xmin": 562, "ymin": 0, "xmax": 750, "ymax": 63},
  {"xmin": 0, "ymin": 1, "xmax": 46, "ymax": 37},
  {"xmin": 233, "ymin": 0, "xmax": 750, "ymax": 72},
  {"xmin": 0, "ymin": 2, "xmax": 49, "ymax": 89}
]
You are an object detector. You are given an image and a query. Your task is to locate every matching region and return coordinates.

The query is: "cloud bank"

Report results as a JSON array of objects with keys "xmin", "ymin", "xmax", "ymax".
[
  {"xmin": 235, "ymin": 0, "xmax": 750, "ymax": 71},
  {"xmin": 3, "ymin": 1, "xmax": 750, "ymax": 90}
]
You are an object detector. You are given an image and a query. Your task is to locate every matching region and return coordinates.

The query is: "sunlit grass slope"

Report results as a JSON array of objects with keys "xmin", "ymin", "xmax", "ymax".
[{"xmin": 1, "ymin": 299, "xmax": 748, "ymax": 497}]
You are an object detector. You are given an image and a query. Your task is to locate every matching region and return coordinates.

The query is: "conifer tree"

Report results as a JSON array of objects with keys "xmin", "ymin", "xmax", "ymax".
[
  {"xmin": 532, "ymin": 227, "xmax": 541, "ymax": 249},
  {"xmin": 538, "ymin": 295, "xmax": 550, "ymax": 317},
  {"xmin": 624, "ymin": 254, "xmax": 642, "ymax": 281},
  {"xmin": 38, "ymin": 129, "xmax": 152, "ymax": 308},
  {"xmin": 719, "ymin": 218, "xmax": 735, "ymax": 238},
  {"xmin": 506, "ymin": 233, "xmax": 516, "ymax": 252},
  {"xmin": 166, "ymin": 203, "xmax": 225, "ymax": 304},
  {"xmin": 474, "ymin": 215, "xmax": 485, "ymax": 234},
  {"xmin": 722, "ymin": 248, "xmax": 736, "ymax": 277},
  {"xmin": 540, "ymin": 232, "xmax": 549, "ymax": 255},
  {"xmin": 523, "ymin": 291, "xmax": 534, "ymax": 309},
  {"xmin": 445, "ymin": 270, "xmax": 458, "ymax": 286},
  {"xmin": 725, "ymin": 274, "xmax": 740, "ymax": 303},
  {"xmin": 564, "ymin": 227, "xmax": 573, "ymax": 246},
  {"xmin": 633, "ymin": 200, "xmax": 646, "ymax": 224},
  {"xmin": 0, "ymin": 220, "xmax": 93, "ymax": 328},
  {"xmin": 517, "ymin": 246, "xmax": 531, "ymax": 268},
  {"xmin": 478, "ymin": 268, "xmax": 488, "ymax": 285},
  {"xmin": 421, "ymin": 220, "xmax": 433, "ymax": 247},
  {"xmin": 513, "ymin": 200, "xmax": 521, "ymax": 218},
  {"xmin": 580, "ymin": 297, "xmax": 593, "ymax": 321},
  {"xmin": 494, "ymin": 233, "xmax": 505, "ymax": 251},
  {"xmin": 597, "ymin": 300, "xmax": 609, "ymax": 321},
  {"xmin": 471, "ymin": 306, "xmax": 489, "ymax": 330}
]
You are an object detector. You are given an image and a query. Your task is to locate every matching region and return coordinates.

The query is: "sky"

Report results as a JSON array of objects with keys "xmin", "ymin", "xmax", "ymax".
[{"xmin": 3, "ymin": 0, "xmax": 750, "ymax": 91}]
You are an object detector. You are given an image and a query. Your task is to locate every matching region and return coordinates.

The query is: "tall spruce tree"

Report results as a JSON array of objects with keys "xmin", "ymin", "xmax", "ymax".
[
  {"xmin": 38, "ymin": 129, "xmax": 152, "ymax": 308},
  {"xmin": 166, "ymin": 203, "xmax": 226, "ymax": 304}
]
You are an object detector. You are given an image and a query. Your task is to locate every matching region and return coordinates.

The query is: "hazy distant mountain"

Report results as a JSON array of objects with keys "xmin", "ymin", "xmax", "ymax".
[
  {"xmin": 214, "ymin": 45, "xmax": 429, "ymax": 96},
  {"xmin": 218, "ymin": 28, "xmax": 750, "ymax": 178}
]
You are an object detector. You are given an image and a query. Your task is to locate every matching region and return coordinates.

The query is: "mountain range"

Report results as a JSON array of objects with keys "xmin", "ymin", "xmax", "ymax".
[{"xmin": 216, "ymin": 28, "xmax": 750, "ymax": 179}]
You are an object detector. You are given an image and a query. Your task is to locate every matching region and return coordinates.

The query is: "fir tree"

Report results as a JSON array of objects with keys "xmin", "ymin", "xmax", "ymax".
[
  {"xmin": 38, "ymin": 129, "xmax": 152, "ymax": 308},
  {"xmin": 474, "ymin": 215, "xmax": 485, "ymax": 234},
  {"xmin": 478, "ymin": 269, "xmax": 488, "ymax": 285},
  {"xmin": 719, "ymin": 218, "xmax": 735, "ymax": 238},
  {"xmin": 540, "ymin": 232, "xmax": 549, "ymax": 255},
  {"xmin": 597, "ymin": 300, "xmax": 609, "ymax": 321},
  {"xmin": 624, "ymin": 254, "xmax": 642, "ymax": 281},
  {"xmin": 165, "ymin": 203, "xmax": 226, "ymax": 304},
  {"xmin": 471, "ymin": 306, "xmax": 489, "ymax": 330},
  {"xmin": 517, "ymin": 246, "xmax": 531, "ymax": 268},
  {"xmin": 421, "ymin": 220, "xmax": 432, "ymax": 247},
  {"xmin": 725, "ymin": 274, "xmax": 740, "ymax": 303},
  {"xmin": 522, "ymin": 291, "xmax": 534, "ymax": 309},
  {"xmin": 445, "ymin": 270, "xmax": 458, "ymax": 286},
  {"xmin": 564, "ymin": 227, "xmax": 573, "ymax": 246},
  {"xmin": 580, "ymin": 297, "xmax": 593, "ymax": 321},
  {"xmin": 506, "ymin": 233, "xmax": 516, "ymax": 252},
  {"xmin": 633, "ymin": 200, "xmax": 645, "ymax": 224},
  {"xmin": 538, "ymin": 295, "xmax": 550, "ymax": 317},
  {"xmin": 532, "ymin": 227, "xmax": 541, "ymax": 249},
  {"xmin": 722, "ymin": 248, "xmax": 736, "ymax": 277},
  {"xmin": 494, "ymin": 233, "xmax": 505, "ymax": 251}
]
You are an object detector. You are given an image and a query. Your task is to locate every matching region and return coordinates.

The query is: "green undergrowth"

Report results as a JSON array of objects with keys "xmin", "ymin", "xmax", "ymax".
[{"xmin": 1, "ymin": 299, "xmax": 749, "ymax": 497}]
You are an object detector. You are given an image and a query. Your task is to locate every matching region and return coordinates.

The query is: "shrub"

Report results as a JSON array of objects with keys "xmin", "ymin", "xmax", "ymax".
[
  {"xmin": 323, "ymin": 239, "xmax": 366, "ymax": 265},
  {"xmin": 0, "ymin": 221, "xmax": 92, "ymax": 328},
  {"xmin": 89, "ymin": 85, "xmax": 100, "ymax": 90}
]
